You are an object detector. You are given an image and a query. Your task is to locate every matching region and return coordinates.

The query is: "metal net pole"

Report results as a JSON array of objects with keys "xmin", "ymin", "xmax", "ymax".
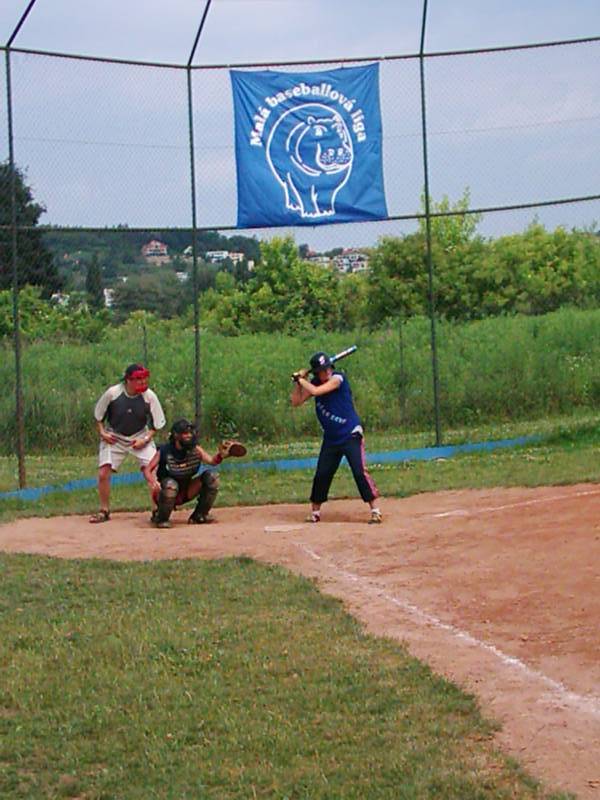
[
  {"xmin": 186, "ymin": 1, "xmax": 214, "ymax": 430},
  {"xmin": 419, "ymin": 0, "xmax": 442, "ymax": 446},
  {"xmin": 187, "ymin": 66, "xmax": 201, "ymax": 428},
  {"xmin": 5, "ymin": 48, "xmax": 27, "ymax": 487}
]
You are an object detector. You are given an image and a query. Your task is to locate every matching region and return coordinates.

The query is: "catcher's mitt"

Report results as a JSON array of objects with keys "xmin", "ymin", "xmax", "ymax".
[{"xmin": 218, "ymin": 439, "xmax": 247, "ymax": 458}]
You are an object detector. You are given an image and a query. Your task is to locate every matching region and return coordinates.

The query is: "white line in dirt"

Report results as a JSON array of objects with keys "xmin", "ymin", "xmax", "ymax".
[
  {"xmin": 301, "ymin": 545, "xmax": 322, "ymax": 560},
  {"xmin": 295, "ymin": 542, "xmax": 600, "ymax": 720},
  {"xmin": 264, "ymin": 524, "xmax": 306, "ymax": 533},
  {"xmin": 429, "ymin": 487, "xmax": 600, "ymax": 518}
]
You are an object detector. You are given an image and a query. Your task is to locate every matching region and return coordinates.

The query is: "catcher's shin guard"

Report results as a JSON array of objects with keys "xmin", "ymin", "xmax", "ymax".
[
  {"xmin": 190, "ymin": 471, "xmax": 219, "ymax": 521},
  {"xmin": 156, "ymin": 477, "xmax": 179, "ymax": 523}
]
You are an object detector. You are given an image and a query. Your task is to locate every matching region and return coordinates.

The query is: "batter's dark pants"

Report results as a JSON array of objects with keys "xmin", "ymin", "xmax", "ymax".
[{"xmin": 310, "ymin": 433, "xmax": 379, "ymax": 505}]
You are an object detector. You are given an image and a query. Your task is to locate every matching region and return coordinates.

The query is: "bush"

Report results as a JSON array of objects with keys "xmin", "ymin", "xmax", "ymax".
[{"xmin": 0, "ymin": 286, "xmax": 109, "ymax": 343}]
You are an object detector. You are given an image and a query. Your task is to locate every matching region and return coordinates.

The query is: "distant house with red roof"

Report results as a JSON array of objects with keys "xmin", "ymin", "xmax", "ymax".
[{"xmin": 142, "ymin": 240, "xmax": 170, "ymax": 264}]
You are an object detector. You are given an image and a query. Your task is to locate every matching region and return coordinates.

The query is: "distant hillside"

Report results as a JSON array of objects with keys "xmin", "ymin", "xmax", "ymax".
[{"xmin": 42, "ymin": 228, "xmax": 261, "ymax": 265}]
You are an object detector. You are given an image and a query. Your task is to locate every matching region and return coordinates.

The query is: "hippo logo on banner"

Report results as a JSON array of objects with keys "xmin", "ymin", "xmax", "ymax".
[{"xmin": 230, "ymin": 64, "xmax": 387, "ymax": 227}]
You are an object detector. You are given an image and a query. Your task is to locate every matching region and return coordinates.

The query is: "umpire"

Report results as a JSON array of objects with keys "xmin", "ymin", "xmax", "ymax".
[{"xmin": 90, "ymin": 363, "xmax": 166, "ymax": 524}]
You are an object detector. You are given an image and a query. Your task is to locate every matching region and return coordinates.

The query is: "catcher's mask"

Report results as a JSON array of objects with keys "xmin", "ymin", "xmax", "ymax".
[
  {"xmin": 169, "ymin": 418, "xmax": 198, "ymax": 451},
  {"xmin": 309, "ymin": 351, "xmax": 332, "ymax": 374},
  {"xmin": 124, "ymin": 363, "xmax": 150, "ymax": 394}
]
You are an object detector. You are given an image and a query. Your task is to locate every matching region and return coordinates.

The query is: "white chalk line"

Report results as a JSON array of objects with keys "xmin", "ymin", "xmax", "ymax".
[
  {"xmin": 429, "ymin": 486, "xmax": 600, "ymax": 518},
  {"xmin": 296, "ymin": 542, "xmax": 600, "ymax": 720}
]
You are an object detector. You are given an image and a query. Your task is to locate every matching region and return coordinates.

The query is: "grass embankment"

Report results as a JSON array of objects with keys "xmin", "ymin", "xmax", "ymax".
[
  {"xmin": 1, "ymin": 307, "xmax": 599, "ymax": 452},
  {"xmin": 0, "ymin": 555, "xmax": 573, "ymax": 799}
]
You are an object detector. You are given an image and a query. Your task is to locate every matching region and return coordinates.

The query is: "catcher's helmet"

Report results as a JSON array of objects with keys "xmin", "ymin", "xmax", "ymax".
[
  {"xmin": 310, "ymin": 351, "xmax": 333, "ymax": 373},
  {"xmin": 169, "ymin": 418, "xmax": 198, "ymax": 451}
]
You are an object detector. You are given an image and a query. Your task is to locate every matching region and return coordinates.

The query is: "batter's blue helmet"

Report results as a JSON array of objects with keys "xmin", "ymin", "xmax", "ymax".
[{"xmin": 310, "ymin": 351, "xmax": 332, "ymax": 373}]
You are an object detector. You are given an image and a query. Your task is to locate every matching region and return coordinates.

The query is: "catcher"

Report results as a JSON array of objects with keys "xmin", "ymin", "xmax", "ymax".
[{"xmin": 147, "ymin": 418, "xmax": 246, "ymax": 529}]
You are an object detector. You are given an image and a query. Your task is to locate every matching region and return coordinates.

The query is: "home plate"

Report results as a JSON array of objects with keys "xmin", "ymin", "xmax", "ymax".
[{"xmin": 264, "ymin": 524, "xmax": 306, "ymax": 533}]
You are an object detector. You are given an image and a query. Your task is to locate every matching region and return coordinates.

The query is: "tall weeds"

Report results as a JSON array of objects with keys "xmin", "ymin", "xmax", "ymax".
[{"xmin": 1, "ymin": 307, "xmax": 598, "ymax": 453}]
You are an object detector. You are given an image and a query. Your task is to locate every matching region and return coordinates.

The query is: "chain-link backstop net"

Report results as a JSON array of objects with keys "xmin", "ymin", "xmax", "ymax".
[{"xmin": 1, "ymin": 32, "xmax": 599, "ymax": 485}]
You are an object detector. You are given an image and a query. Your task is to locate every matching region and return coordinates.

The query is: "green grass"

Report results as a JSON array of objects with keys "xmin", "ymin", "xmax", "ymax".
[
  {"xmin": 1, "ymin": 413, "xmax": 599, "ymax": 523},
  {"xmin": 0, "ymin": 555, "xmax": 572, "ymax": 799}
]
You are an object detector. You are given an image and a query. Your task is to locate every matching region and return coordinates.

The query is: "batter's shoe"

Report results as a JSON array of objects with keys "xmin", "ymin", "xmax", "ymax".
[
  {"xmin": 156, "ymin": 519, "xmax": 171, "ymax": 529},
  {"xmin": 305, "ymin": 511, "xmax": 321, "ymax": 523},
  {"xmin": 368, "ymin": 509, "xmax": 383, "ymax": 524}
]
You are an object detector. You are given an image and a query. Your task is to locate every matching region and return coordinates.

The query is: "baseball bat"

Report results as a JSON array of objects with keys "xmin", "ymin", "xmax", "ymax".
[
  {"xmin": 291, "ymin": 345, "xmax": 358, "ymax": 381},
  {"xmin": 330, "ymin": 344, "xmax": 358, "ymax": 364}
]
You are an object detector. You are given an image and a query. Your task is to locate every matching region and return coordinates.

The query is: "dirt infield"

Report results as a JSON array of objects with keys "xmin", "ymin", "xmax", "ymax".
[{"xmin": 1, "ymin": 483, "xmax": 599, "ymax": 798}]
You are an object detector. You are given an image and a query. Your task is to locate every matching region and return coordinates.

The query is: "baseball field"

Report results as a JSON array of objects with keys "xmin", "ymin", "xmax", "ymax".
[
  {"xmin": 2, "ymin": 7, "xmax": 599, "ymax": 796},
  {"xmin": 1, "ymin": 421, "xmax": 599, "ymax": 798}
]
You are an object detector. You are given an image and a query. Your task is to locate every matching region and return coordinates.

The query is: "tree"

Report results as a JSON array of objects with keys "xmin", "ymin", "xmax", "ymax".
[
  {"xmin": 483, "ymin": 223, "xmax": 600, "ymax": 316},
  {"xmin": 199, "ymin": 237, "xmax": 349, "ymax": 334},
  {"xmin": 366, "ymin": 233, "xmax": 429, "ymax": 326},
  {"xmin": 367, "ymin": 190, "xmax": 487, "ymax": 324},
  {"xmin": 112, "ymin": 270, "xmax": 189, "ymax": 320},
  {"xmin": 419, "ymin": 189, "xmax": 481, "ymax": 250},
  {"xmin": 85, "ymin": 254, "xmax": 104, "ymax": 310},
  {"xmin": 0, "ymin": 161, "xmax": 62, "ymax": 296}
]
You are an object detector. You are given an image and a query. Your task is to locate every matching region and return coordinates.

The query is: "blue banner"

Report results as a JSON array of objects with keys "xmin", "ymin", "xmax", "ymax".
[{"xmin": 230, "ymin": 63, "xmax": 387, "ymax": 227}]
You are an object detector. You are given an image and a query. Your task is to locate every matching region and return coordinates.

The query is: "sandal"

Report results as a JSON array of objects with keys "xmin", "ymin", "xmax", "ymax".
[{"xmin": 89, "ymin": 509, "xmax": 110, "ymax": 524}]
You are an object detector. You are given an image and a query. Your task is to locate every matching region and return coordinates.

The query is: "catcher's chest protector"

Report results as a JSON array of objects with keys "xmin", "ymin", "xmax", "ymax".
[
  {"xmin": 106, "ymin": 390, "xmax": 151, "ymax": 437},
  {"xmin": 161, "ymin": 445, "xmax": 203, "ymax": 481}
]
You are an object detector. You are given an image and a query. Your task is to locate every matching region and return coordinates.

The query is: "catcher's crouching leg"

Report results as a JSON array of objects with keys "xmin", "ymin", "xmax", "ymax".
[
  {"xmin": 155, "ymin": 477, "xmax": 179, "ymax": 528},
  {"xmin": 189, "ymin": 471, "xmax": 220, "ymax": 524}
]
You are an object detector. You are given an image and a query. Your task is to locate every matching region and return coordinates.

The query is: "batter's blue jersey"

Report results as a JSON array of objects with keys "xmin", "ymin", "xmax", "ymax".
[{"xmin": 313, "ymin": 372, "xmax": 361, "ymax": 445}]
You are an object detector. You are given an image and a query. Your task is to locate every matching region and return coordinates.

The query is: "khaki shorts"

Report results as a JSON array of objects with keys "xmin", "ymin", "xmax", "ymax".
[{"xmin": 98, "ymin": 436, "xmax": 157, "ymax": 471}]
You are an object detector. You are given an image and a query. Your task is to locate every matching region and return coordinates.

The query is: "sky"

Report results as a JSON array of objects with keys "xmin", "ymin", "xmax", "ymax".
[{"xmin": 1, "ymin": 0, "xmax": 599, "ymax": 250}]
